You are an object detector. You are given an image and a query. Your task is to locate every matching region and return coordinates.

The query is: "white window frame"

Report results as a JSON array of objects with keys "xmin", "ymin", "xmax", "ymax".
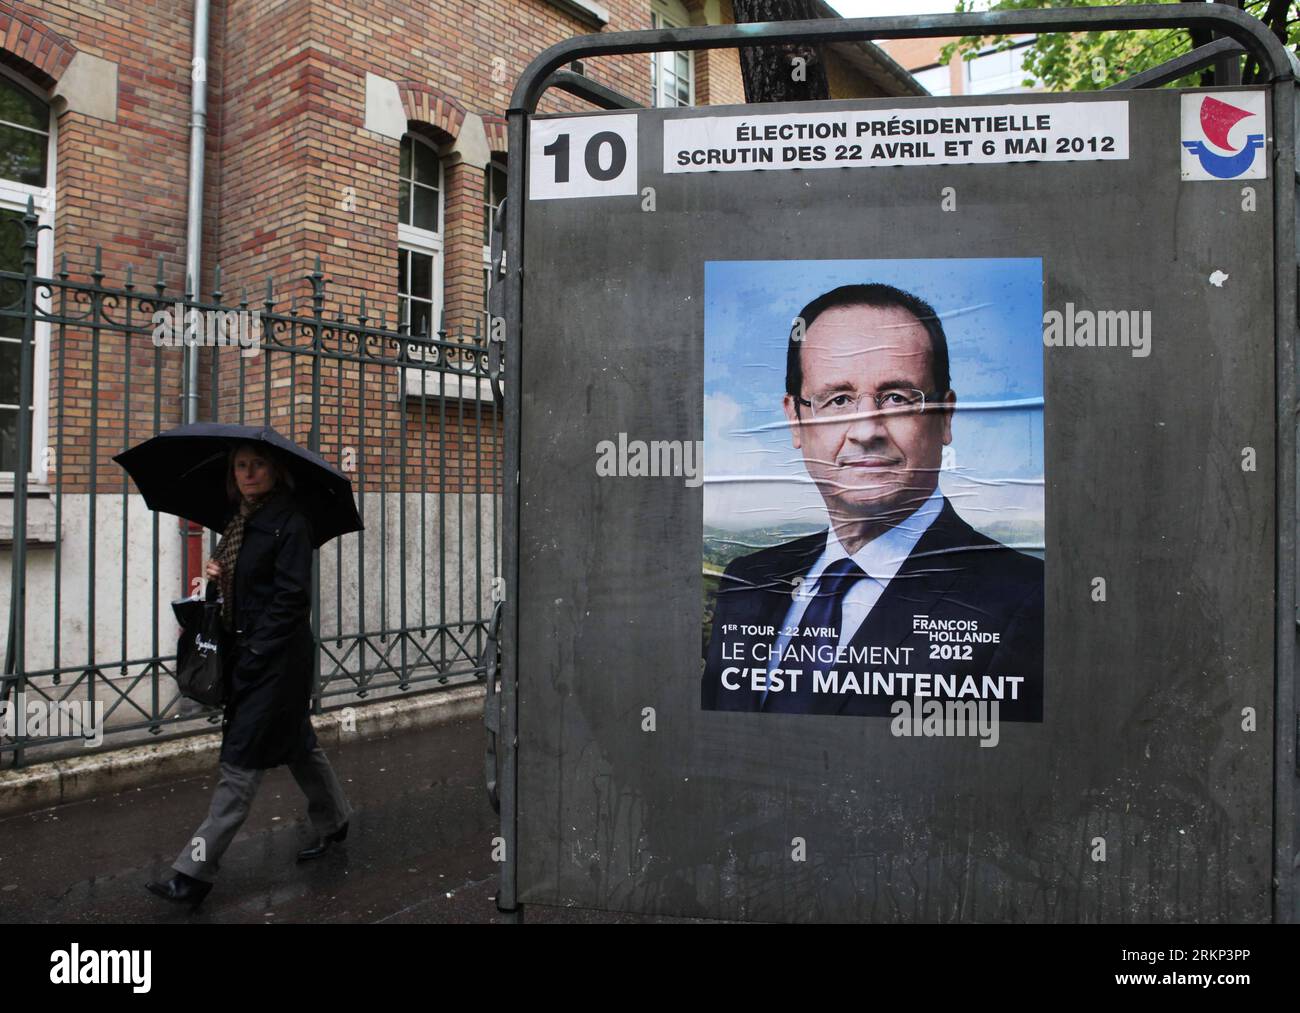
[
  {"xmin": 0, "ymin": 65, "xmax": 55, "ymax": 491},
  {"xmin": 963, "ymin": 40, "xmax": 1036, "ymax": 95},
  {"xmin": 482, "ymin": 156, "xmax": 506, "ymax": 331},
  {"xmin": 397, "ymin": 133, "xmax": 444, "ymax": 361},
  {"xmin": 650, "ymin": 1, "xmax": 695, "ymax": 108},
  {"xmin": 396, "ymin": 134, "xmax": 500, "ymax": 403},
  {"xmin": 912, "ymin": 63, "xmax": 952, "ymax": 98}
]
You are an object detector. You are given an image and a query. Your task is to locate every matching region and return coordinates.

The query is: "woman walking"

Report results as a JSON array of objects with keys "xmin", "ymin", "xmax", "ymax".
[{"xmin": 147, "ymin": 442, "xmax": 353, "ymax": 909}]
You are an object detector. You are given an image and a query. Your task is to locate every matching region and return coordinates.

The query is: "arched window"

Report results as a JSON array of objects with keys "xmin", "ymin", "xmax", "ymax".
[
  {"xmin": 482, "ymin": 155, "xmax": 506, "ymax": 324},
  {"xmin": 650, "ymin": 0, "xmax": 694, "ymax": 108},
  {"xmin": 0, "ymin": 70, "xmax": 53, "ymax": 481},
  {"xmin": 397, "ymin": 133, "xmax": 444, "ymax": 340}
]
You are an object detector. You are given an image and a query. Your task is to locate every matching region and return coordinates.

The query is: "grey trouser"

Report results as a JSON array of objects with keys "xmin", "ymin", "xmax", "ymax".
[{"xmin": 171, "ymin": 747, "xmax": 353, "ymax": 883}]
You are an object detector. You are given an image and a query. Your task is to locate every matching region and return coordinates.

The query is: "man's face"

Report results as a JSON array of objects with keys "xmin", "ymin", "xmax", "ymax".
[{"xmin": 782, "ymin": 302, "xmax": 955, "ymax": 524}]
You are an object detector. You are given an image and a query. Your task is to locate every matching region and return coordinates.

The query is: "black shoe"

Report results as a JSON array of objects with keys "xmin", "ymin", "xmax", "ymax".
[
  {"xmin": 296, "ymin": 821, "xmax": 349, "ymax": 862},
  {"xmin": 145, "ymin": 873, "xmax": 213, "ymax": 910}
]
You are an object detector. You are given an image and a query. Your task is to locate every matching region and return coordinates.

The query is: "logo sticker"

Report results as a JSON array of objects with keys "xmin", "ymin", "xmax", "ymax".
[{"xmin": 1181, "ymin": 92, "xmax": 1266, "ymax": 180}]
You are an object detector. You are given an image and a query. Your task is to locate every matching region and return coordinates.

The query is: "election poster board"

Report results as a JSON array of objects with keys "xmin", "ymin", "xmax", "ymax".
[{"xmin": 517, "ymin": 88, "xmax": 1281, "ymax": 923}]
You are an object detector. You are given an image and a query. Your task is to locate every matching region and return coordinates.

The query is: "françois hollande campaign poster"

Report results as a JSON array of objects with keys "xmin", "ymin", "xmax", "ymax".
[{"xmin": 701, "ymin": 258, "xmax": 1045, "ymax": 722}]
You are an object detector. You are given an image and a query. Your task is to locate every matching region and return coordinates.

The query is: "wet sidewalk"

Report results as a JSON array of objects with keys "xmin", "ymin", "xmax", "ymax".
[{"xmin": 0, "ymin": 713, "xmax": 632, "ymax": 924}]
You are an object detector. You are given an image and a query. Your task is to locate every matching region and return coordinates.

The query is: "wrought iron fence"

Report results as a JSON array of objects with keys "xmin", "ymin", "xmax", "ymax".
[{"xmin": 0, "ymin": 201, "xmax": 503, "ymax": 767}]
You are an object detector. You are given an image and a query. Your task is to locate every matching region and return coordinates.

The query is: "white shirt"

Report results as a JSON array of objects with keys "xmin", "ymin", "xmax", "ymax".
[{"xmin": 769, "ymin": 485, "xmax": 944, "ymax": 667}]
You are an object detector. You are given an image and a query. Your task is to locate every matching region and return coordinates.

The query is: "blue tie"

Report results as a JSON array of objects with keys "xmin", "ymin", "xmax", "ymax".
[{"xmin": 766, "ymin": 557, "xmax": 866, "ymax": 713}]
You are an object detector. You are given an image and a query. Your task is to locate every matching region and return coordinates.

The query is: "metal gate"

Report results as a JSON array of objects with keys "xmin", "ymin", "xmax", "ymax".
[{"xmin": 1, "ymin": 238, "xmax": 502, "ymax": 767}]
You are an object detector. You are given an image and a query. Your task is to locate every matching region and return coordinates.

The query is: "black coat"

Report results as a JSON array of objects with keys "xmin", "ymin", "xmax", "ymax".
[
  {"xmin": 702, "ymin": 498, "xmax": 1044, "ymax": 721},
  {"xmin": 220, "ymin": 490, "xmax": 319, "ymax": 769}
]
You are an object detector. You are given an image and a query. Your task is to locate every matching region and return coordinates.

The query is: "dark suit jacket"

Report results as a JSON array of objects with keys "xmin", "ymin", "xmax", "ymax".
[{"xmin": 702, "ymin": 498, "xmax": 1043, "ymax": 721}]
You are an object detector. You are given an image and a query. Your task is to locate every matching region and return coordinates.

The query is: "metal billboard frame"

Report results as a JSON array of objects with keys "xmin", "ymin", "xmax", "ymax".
[{"xmin": 493, "ymin": 4, "xmax": 1298, "ymax": 922}]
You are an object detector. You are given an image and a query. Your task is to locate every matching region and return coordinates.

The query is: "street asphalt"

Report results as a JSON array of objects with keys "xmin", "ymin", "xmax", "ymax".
[
  {"xmin": 7, "ymin": 711, "xmax": 1289, "ymax": 924},
  {"xmin": 0, "ymin": 712, "xmax": 687, "ymax": 924}
]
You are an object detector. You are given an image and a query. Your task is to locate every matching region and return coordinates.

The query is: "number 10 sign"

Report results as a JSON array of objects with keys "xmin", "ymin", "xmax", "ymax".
[{"xmin": 529, "ymin": 114, "xmax": 639, "ymax": 200}]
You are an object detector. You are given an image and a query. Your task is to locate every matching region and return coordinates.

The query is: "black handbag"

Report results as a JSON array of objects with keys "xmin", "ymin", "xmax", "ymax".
[{"xmin": 171, "ymin": 582, "xmax": 229, "ymax": 707}]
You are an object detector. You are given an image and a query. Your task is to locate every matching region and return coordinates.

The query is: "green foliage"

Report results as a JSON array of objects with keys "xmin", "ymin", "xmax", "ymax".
[{"xmin": 940, "ymin": 0, "xmax": 1299, "ymax": 92}]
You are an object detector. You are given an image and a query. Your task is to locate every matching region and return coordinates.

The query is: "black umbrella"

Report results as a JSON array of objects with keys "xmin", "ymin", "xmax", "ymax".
[{"xmin": 114, "ymin": 423, "xmax": 362, "ymax": 547}]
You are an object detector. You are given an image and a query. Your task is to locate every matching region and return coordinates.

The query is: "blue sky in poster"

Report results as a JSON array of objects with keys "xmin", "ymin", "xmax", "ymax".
[{"xmin": 703, "ymin": 258, "xmax": 1044, "ymax": 539}]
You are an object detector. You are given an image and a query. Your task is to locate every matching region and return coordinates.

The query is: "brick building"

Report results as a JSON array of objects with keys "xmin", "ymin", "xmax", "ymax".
[
  {"xmin": 879, "ymin": 33, "xmax": 1040, "ymax": 97},
  {"xmin": 0, "ymin": 0, "xmax": 918, "ymax": 756}
]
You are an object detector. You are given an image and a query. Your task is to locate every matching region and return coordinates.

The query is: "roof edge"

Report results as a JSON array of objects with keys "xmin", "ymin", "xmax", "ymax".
[{"xmin": 808, "ymin": 0, "xmax": 928, "ymax": 96}]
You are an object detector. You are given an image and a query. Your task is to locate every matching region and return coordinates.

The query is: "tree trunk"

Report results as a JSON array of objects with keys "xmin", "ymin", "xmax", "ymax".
[{"xmin": 732, "ymin": 0, "xmax": 831, "ymax": 104}]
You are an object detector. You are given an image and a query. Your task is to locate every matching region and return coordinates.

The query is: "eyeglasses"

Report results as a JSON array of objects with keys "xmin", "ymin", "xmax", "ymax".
[{"xmin": 796, "ymin": 387, "xmax": 940, "ymax": 420}]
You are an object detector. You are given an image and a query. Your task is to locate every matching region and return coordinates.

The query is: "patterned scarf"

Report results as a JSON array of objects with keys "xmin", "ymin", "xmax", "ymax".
[{"xmin": 212, "ymin": 494, "xmax": 269, "ymax": 631}]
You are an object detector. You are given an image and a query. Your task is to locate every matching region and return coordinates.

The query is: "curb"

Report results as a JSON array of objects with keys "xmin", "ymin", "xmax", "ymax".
[{"xmin": 0, "ymin": 684, "xmax": 486, "ymax": 818}]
